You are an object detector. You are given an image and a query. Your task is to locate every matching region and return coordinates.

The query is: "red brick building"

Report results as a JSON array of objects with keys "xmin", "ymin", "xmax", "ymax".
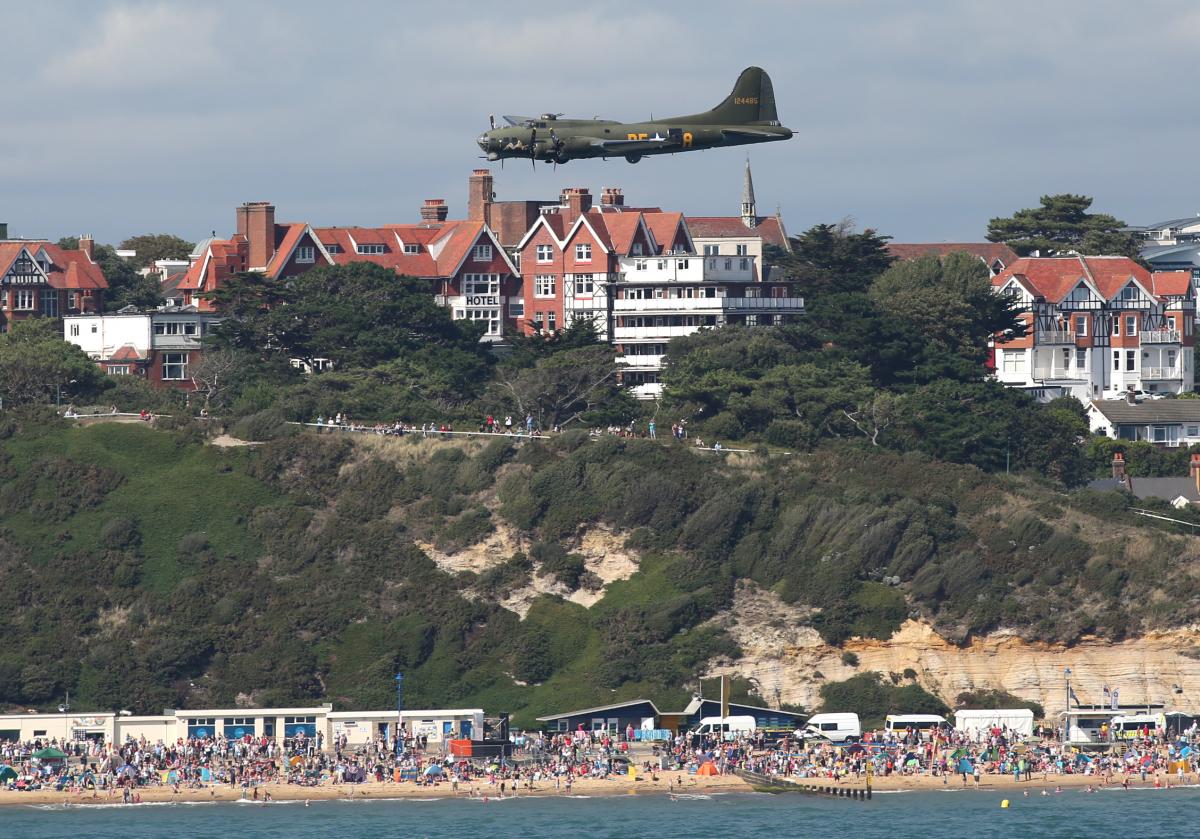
[{"xmin": 0, "ymin": 237, "xmax": 107, "ymax": 332}]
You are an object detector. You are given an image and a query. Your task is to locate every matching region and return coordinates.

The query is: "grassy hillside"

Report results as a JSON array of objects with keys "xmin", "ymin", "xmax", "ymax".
[{"xmin": 2, "ymin": 418, "xmax": 1198, "ymax": 726}]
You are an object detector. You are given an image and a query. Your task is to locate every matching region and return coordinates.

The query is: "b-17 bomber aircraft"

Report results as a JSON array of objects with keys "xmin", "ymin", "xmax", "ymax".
[{"xmin": 476, "ymin": 66, "xmax": 791, "ymax": 166}]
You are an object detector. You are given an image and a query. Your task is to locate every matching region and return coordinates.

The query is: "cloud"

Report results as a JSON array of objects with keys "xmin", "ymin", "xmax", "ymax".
[{"xmin": 42, "ymin": 2, "xmax": 222, "ymax": 89}]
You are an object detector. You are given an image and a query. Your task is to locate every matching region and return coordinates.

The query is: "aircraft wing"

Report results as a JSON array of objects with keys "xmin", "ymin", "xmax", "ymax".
[
  {"xmin": 589, "ymin": 136, "xmax": 671, "ymax": 149},
  {"xmin": 502, "ymin": 115, "xmax": 531, "ymax": 126},
  {"xmin": 720, "ymin": 128, "xmax": 778, "ymax": 140}
]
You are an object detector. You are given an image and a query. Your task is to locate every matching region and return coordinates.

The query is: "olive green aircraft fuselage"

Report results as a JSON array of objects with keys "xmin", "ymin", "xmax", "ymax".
[{"xmin": 476, "ymin": 66, "xmax": 792, "ymax": 165}]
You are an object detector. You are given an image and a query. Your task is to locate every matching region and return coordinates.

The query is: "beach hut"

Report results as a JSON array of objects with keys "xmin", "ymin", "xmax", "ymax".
[{"xmin": 696, "ymin": 762, "xmax": 719, "ymax": 776}]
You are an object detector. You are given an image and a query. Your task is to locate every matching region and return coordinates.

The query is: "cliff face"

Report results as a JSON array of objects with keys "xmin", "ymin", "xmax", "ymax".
[{"xmin": 707, "ymin": 583, "xmax": 1200, "ymax": 714}]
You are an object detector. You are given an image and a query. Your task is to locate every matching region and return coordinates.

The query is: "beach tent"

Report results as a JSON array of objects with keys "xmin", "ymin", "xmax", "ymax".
[
  {"xmin": 957, "ymin": 757, "xmax": 974, "ymax": 774},
  {"xmin": 289, "ymin": 756, "xmax": 305, "ymax": 767},
  {"xmin": 696, "ymin": 762, "xmax": 719, "ymax": 776},
  {"xmin": 32, "ymin": 747, "xmax": 67, "ymax": 761},
  {"xmin": 423, "ymin": 764, "xmax": 444, "ymax": 776},
  {"xmin": 0, "ymin": 765, "xmax": 17, "ymax": 782}
]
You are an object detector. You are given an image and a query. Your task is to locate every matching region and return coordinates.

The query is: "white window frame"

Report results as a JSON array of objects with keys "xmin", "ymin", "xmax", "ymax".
[
  {"xmin": 1074, "ymin": 315, "xmax": 1088, "ymax": 337},
  {"xmin": 534, "ymin": 275, "xmax": 556, "ymax": 298},
  {"xmin": 574, "ymin": 274, "xmax": 594, "ymax": 296},
  {"xmin": 161, "ymin": 352, "xmax": 188, "ymax": 381},
  {"xmin": 575, "ymin": 243, "xmax": 592, "ymax": 262},
  {"xmin": 1125, "ymin": 315, "xmax": 1137, "ymax": 336},
  {"xmin": 356, "ymin": 243, "xmax": 386, "ymax": 255},
  {"xmin": 404, "ymin": 243, "xmax": 419, "ymax": 255},
  {"xmin": 536, "ymin": 244, "xmax": 553, "ymax": 263},
  {"xmin": 295, "ymin": 245, "xmax": 315, "ymax": 264},
  {"xmin": 473, "ymin": 244, "xmax": 493, "ymax": 261},
  {"xmin": 14, "ymin": 289, "xmax": 35, "ymax": 310}
]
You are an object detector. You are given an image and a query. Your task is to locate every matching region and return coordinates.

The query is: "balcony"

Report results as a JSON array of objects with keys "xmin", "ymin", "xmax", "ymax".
[
  {"xmin": 612, "ymin": 296, "xmax": 804, "ymax": 313},
  {"xmin": 1143, "ymin": 367, "xmax": 1183, "ymax": 380},
  {"xmin": 1141, "ymin": 329, "xmax": 1181, "ymax": 344},
  {"xmin": 1034, "ymin": 329, "xmax": 1076, "ymax": 344},
  {"xmin": 616, "ymin": 353, "xmax": 665, "ymax": 370},
  {"xmin": 1032, "ymin": 367, "xmax": 1085, "ymax": 381},
  {"xmin": 614, "ymin": 324, "xmax": 710, "ymax": 341},
  {"xmin": 618, "ymin": 255, "xmax": 757, "ymax": 284}
]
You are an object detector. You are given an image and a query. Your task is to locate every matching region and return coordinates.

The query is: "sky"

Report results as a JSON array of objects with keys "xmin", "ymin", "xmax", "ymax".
[{"xmin": 4, "ymin": 0, "xmax": 1199, "ymax": 246}]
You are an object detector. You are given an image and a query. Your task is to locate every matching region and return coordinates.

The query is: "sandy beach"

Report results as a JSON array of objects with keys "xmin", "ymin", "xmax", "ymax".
[{"xmin": 5, "ymin": 767, "xmax": 1195, "ymax": 807}]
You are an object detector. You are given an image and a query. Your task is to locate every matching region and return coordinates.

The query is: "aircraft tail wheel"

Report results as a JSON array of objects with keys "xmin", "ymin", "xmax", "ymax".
[{"xmin": 625, "ymin": 154, "xmax": 642, "ymax": 164}]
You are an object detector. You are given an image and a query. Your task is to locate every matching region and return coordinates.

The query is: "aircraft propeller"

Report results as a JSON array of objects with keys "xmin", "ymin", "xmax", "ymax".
[{"xmin": 489, "ymin": 114, "xmax": 496, "ymax": 130}]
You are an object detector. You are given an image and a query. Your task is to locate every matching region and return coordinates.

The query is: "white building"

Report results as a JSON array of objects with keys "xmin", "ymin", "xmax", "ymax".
[{"xmin": 63, "ymin": 306, "xmax": 222, "ymax": 388}]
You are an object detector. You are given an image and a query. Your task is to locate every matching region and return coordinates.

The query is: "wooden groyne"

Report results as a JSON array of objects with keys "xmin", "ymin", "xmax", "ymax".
[{"xmin": 733, "ymin": 769, "xmax": 872, "ymax": 799}]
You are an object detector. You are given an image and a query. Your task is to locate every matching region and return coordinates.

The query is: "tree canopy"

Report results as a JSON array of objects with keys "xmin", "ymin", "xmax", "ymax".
[
  {"xmin": 986, "ymin": 194, "xmax": 1142, "ymax": 258},
  {"xmin": 118, "ymin": 234, "xmax": 195, "ymax": 270},
  {"xmin": 0, "ymin": 319, "xmax": 106, "ymax": 408},
  {"xmin": 768, "ymin": 220, "xmax": 895, "ymax": 296}
]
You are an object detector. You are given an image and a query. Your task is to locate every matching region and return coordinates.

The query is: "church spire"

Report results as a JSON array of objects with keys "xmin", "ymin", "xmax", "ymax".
[{"xmin": 741, "ymin": 158, "xmax": 757, "ymax": 228}]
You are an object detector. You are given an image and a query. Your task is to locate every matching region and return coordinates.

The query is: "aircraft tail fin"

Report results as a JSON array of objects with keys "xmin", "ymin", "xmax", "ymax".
[{"xmin": 688, "ymin": 67, "xmax": 779, "ymax": 125}]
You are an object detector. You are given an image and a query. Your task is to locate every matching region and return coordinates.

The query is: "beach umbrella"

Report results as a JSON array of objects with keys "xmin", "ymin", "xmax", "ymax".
[
  {"xmin": 423, "ymin": 764, "xmax": 444, "ymax": 776},
  {"xmin": 696, "ymin": 762, "xmax": 719, "ymax": 776},
  {"xmin": 957, "ymin": 757, "xmax": 974, "ymax": 774},
  {"xmin": 289, "ymin": 755, "xmax": 304, "ymax": 767},
  {"xmin": 0, "ymin": 765, "xmax": 17, "ymax": 782}
]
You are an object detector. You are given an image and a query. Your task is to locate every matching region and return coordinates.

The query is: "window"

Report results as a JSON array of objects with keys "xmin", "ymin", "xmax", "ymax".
[
  {"xmin": 740, "ymin": 258, "xmax": 749, "ymax": 271},
  {"xmin": 1168, "ymin": 350, "xmax": 1178, "ymax": 369},
  {"xmin": 466, "ymin": 309, "xmax": 499, "ymax": 334},
  {"xmin": 284, "ymin": 716, "xmax": 317, "ymax": 738},
  {"xmin": 1125, "ymin": 350, "xmax": 1136, "ymax": 371},
  {"xmin": 463, "ymin": 274, "xmax": 498, "ymax": 296},
  {"xmin": 746, "ymin": 314, "xmax": 758, "ymax": 326},
  {"xmin": 1168, "ymin": 316, "xmax": 1177, "ymax": 330},
  {"xmin": 547, "ymin": 312, "xmax": 557, "ymax": 331},
  {"xmin": 736, "ymin": 244, "xmax": 748, "ymax": 256},
  {"xmin": 107, "ymin": 365, "xmax": 130, "ymax": 376},
  {"xmin": 703, "ymin": 244, "xmax": 719, "ymax": 255},
  {"xmin": 295, "ymin": 245, "xmax": 315, "ymax": 264},
  {"xmin": 534, "ymin": 275, "xmax": 556, "ymax": 297},
  {"xmin": 1076, "ymin": 348, "xmax": 1086, "ymax": 369},
  {"xmin": 1121, "ymin": 285, "xmax": 1138, "ymax": 301},
  {"xmin": 536, "ymin": 244, "xmax": 553, "ymax": 263},
  {"xmin": 657, "ymin": 260, "xmax": 667, "ymax": 270},
  {"xmin": 575, "ymin": 244, "xmax": 592, "ymax": 262},
  {"xmin": 404, "ymin": 243, "xmax": 419, "ymax": 254},
  {"xmin": 224, "ymin": 718, "xmax": 256, "ymax": 739},
  {"xmin": 325, "ymin": 243, "xmax": 342, "ymax": 254},
  {"xmin": 677, "ymin": 259, "xmax": 690, "ymax": 270},
  {"xmin": 631, "ymin": 243, "xmax": 643, "ymax": 256},
  {"xmin": 1125, "ymin": 315, "xmax": 1137, "ymax": 336},
  {"xmin": 162, "ymin": 352, "xmax": 188, "ymax": 380},
  {"xmin": 533, "ymin": 311, "xmax": 545, "ymax": 330},
  {"xmin": 1113, "ymin": 350, "xmax": 1120, "ymax": 371},
  {"xmin": 187, "ymin": 718, "xmax": 216, "ymax": 739},
  {"xmin": 1187, "ymin": 426, "xmax": 1198, "ymax": 437},
  {"xmin": 635, "ymin": 260, "xmax": 647, "ymax": 271},
  {"xmin": 1002, "ymin": 350, "xmax": 1026, "ymax": 373},
  {"xmin": 40, "ymin": 290, "xmax": 58, "ymax": 316},
  {"xmin": 1074, "ymin": 316, "xmax": 1088, "ymax": 337},
  {"xmin": 574, "ymin": 274, "xmax": 594, "ymax": 296},
  {"xmin": 473, "ymin": 244, "xmax": 493, "ymax": 261},
  {"xmin": 724, "ymin": 259, "xmax": 732, "ymax": 270},
  {"xmin": 69, "ymin": 323, "xmax": 80, "ymax": 337},
  {"xmin": 1062, "ymin": 347, "xmax": 1071, "ymax": 370},
  {"xmin": 356, "ymin": 243, "xmax": 386, "ymax": 254},
  {"xmin": 509, "ymin": 299, "xmax": 524, "ymax": 318},
  {"xmin": 14, "ymin": 289, "xmax": 35, "ymax": 310},
  {"xmin": 1112, "ymin": 319, "xmax": 1119, "ymax": 336}
]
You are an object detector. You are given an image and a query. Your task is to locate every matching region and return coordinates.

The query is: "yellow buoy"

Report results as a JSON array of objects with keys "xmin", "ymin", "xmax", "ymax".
[{"xmin": 1000, "ymin": 799, "xmax": 1010, "ymax": 809}]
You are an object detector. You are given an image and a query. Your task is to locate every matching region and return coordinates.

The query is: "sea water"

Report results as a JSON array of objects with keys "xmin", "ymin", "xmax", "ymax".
[{"xmin": 4, "ymin": 788, "xmax": 1197, "ymax": 839}]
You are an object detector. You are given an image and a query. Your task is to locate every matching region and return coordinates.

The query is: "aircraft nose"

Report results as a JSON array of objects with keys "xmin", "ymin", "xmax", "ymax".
[{"xmin": 477, "ymin": 133, "xmax": 499, "ymax": 153}]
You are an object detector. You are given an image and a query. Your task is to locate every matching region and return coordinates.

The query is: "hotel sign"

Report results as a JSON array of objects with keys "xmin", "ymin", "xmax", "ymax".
[{"xmin": 466, "ymin": 295, "xmax": 499, "ymax": 307}]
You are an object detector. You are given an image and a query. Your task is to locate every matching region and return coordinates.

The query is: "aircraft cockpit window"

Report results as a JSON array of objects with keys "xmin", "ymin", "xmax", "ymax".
[{"xmin": 535, "ymin": 122, "xmax": 547, "ymax": 128}]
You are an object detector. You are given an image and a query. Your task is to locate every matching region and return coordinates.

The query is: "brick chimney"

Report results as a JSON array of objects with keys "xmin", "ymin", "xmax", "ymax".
[
  {"xmin": 421, "ymin": 199, "xmax": 449, "ymax": 223},
  {"xmin": 561, "ymin": 187, "xmax": 593, "ymax": 224},
  {"xmin": 78, "ymin": 234, "xmax": 95, "ymax": 260},
  {"xmin": 468, "ymin": 169, "xmax": 494, "ymax": 223},
  {"xmin": 1190, "ymin": 453, "xmax": 1200, "ymax": 496},
  {"xmin": 1112, "ymin": 451, "xmax": 1126, "ymax": 483},
  {"xmin": 0, "ymin": 222, "xmax": 8, "ymax": 240},
  {"xmin": 239, "ymin": 202, "xmax": 276, "ymax": 270},
  {"xmin": 601, "ymin": 187, "xmax": 624, "ymax": 207}
]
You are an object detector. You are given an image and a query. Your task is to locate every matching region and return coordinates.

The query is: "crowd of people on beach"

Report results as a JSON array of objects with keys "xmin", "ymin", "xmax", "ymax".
[{"xmin": 4, "ymin": 717, "xmax": 1199, "ymax": 801}]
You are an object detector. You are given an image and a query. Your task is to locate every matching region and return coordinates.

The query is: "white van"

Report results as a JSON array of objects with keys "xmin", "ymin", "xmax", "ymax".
[
  {"xmin": 1109, "ymin": 714, "xmax": 1164, "ymax": 740},
  {"xmin": 885, "ymin": 714, "xmax": 949, "ymax": 736},
  {"xmin": 799, "ymin": 713, "xmax": 861, "ymax": 744},
  {"xmin": 689, "ymin": 715, "xmax": 756, "ymax": 740}
]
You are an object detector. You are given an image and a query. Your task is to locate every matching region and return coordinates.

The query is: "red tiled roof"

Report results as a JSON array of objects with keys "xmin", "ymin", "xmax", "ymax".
[
  {"xmin": 643, "ymin": 212, "xmax": 686, "ymax": 255},
  {"xmin": 686, "ymin": 216, "xmax": 789, "ymax": 248},
  {"xmin": 264, "ymin": 223, "xmax": 311, "ymax": 276},
  {"xmin": 596, "ymin": 212, "xmax": 642, "ymax": 255},
  {"xmin": 992, "ymin": 256, "xmax": 1151, "ymax": 303},
  {"xmin": 1149, "ymin": 270, "xmax": 1192, "ymax": 298},
  {"xmin": 0, "ymin": 241, "xmax": 108, "ymax": 290},
  {"xmin": 888, "ymin": 242, "xmax": 1019, "ymax": 267},
  {"xmin": 575, "ymin": 211, "xmax": 615, "ymax": 252},
  {"xmin": 108, "ymin": 344, "xmax": 144, "ymax": 362}
]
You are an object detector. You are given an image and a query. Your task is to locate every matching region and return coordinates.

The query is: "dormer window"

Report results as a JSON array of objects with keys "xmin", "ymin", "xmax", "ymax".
[
  {"xmin": 473, "ymin": 244, "xmax": 492, "ymax": 261},
  {"xmin": 404, "ymin": 243, "xmax": 419, "ymax": 255},
  {"xmin": 356, "ymin": 244, "xmax": 386, "ymax": 255},
  {"xmin": 325, "ymin": 243, "xmax": 342, "ymax": 254},
  {"xmin": 1120, "ymin": 285, "xmax": 1138, "ymax": 301}
]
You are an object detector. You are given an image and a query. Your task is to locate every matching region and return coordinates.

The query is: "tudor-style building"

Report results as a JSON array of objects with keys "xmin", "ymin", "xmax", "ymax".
[
  {"xmin": 991, "ymin": 255, "xmax": 1195, "ymax": 402},
  {"xmin": 0, "ymin": 237, "xmax": 107, "ymax": 331},
  {"xmin": 513, "ymin": 175, "xmax": 805, "ymax": 397},
  {"xmin": 176, "ymin": 188, "xmax": 520, "ymax": 341}
]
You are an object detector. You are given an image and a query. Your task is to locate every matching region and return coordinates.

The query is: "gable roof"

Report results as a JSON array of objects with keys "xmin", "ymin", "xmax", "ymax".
[
  {"xmin": 1148, "ymin": 269, "xmax": 1192, "ymax": 298},
  {"xmin": 1088, "ymin": 475, "xmax": 1200, "ymax": 505},
  {"xmin": 992, "ymin": 256, "xmax": 1150, "ymax": 304},
  {"xmin": 2, "ymin": 242, "xmax": 108, "ymax": 290}
]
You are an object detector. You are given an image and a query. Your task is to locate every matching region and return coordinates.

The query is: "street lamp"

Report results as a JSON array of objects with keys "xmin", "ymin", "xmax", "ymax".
[{"xmin": 57, "ymin": 691, "xmax": 70, "ymax": 747}]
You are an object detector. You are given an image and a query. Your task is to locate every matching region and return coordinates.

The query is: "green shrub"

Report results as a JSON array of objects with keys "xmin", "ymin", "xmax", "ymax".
[{"xmin": 231, "ymin": 409, "xmax": 296, "ymax": 442}]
